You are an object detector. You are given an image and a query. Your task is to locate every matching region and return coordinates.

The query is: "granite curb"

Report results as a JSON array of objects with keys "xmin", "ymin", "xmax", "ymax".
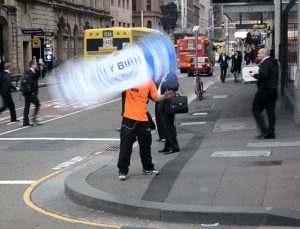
[{"xmin": 64, "ymin": 164, "xmax": 300, "ymax": 226}]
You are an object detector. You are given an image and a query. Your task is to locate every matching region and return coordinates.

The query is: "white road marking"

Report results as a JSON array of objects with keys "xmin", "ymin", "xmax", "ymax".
[
  {"xmin": 180, "ymin": 121, "xmax": 206, "ymax": 126},
  {"xmin": 0, "ymin": 98, "xmax": 121, "ymax": 136},
  {"xmin": 210, "ymin": 150, "xmax": 272, "ymax": 157},
  {"xmin": 52, "ymin": 156, "xmax": 87, "ymax": 170},
  {"xmin": 0, "ymin": 137, "xmax": 119, "ymax": 141},
  {"xmin": 247, "ymin": 141, "xmax": 300, "ymax": 148},
  {"xmin": 192, "ymin": 112, "xmax": 208, "ymax": 116},
  {"xmin": 212, "ymin": 95, "xmax": 228, "ymax": 99},
  {"xmin": 0, "ymin": 180, "xmax": 34, "ymax": 184}
]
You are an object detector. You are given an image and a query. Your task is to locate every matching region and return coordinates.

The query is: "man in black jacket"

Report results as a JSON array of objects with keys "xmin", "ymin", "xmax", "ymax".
[
  {"xmin": 158, "ymin": 71, "xmax": 180, "ymax": 154},
  {"xmin": 22, "ymin": 60, "xmax": 40, "ymax": 127},
  {"xmin": 250, "ymin": 48, "xmax": 279, "ymax": 139},
  {"xmin": 218, "ymin": 51, "xmax": 230, "ymax": 83},
  {"xmin": 0, "ymin": 63, "xmax": 18, "ymax": 122}
]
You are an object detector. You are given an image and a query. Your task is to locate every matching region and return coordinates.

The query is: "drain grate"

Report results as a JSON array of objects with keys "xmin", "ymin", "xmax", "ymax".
[{"xmin": 104, "ymin": 144, "xmax": 120, "ymax": 152}]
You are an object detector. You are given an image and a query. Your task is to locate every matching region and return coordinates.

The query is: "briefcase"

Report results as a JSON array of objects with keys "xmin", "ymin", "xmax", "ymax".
[{"xmin": 165, "ymin": 94, "xmax": 188, "ymax": 114}]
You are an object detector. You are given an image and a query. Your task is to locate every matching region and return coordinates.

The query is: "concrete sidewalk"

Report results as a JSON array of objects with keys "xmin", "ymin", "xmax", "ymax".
[{"xmin": 65, "ymin": 76, "xmax": 300, "ymax": 226}]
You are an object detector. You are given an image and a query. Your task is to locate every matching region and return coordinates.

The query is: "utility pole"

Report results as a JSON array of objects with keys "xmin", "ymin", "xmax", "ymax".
[
  {"xmin": 181, "ymin": 0, "xmax": 184, "ymax": 32},
  {"xmin": 193, "ymin": 26, "xmax": 199, "ymax": 75}
]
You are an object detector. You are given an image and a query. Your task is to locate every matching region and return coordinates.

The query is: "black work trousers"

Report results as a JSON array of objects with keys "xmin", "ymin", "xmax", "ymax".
[
  {"xmin": 117, "ymin": 117, "xmax": 154, "ymax": 175},
  {"xmin": 160, "ymin": 101, "xmax": 179, "ymax": 151},
  {"xmin": 252, "ymin": 88, "xmax": 278, "ymax": 134},
  {"xmin": 0, "ymin": 93, "xmax": 17, "ymax": 121},
  {"xmin": 220, "ymin": 67, "xmax": 228, "ymax": 82},
  {"xmin": 23, "ymin": 94, "xmax": 40, "ymax": 125},
  {"xmin": 155, "ymin": 102, "xmax": 166, "ymax": 140}
]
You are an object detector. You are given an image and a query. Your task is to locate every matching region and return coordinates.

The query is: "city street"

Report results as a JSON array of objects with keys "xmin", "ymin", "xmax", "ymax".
[
  {"xmin": 0, "ymin": 72, "xmax": 219, "ymax": 229},
  {"xmin": 1, "ymin": 69, "xmax": 300, "ymax": 229}
]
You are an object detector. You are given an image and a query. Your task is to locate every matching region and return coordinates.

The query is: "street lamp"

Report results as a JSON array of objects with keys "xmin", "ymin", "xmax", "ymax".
[{"xmin": 193, "ymin": 26, "xmax": 199, "ymax": 75}]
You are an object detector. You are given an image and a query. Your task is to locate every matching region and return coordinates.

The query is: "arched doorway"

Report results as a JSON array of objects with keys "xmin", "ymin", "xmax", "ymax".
[
  {"xmin": 0, "ymin": 16, "xmax": 8, "ymax": 71},
  {"xmin": 147, "ymin": 20, "xmax": 152, "ymax": 28},
  {"xmin": 73, "ymin": 25, "xmax": 79, "ymax": 57}
]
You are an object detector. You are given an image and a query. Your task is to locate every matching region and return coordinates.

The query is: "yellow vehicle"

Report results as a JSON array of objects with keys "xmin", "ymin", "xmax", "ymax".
[{"xmin": 84, "ymin": 27, "xmax": 159, "ymax": 57}]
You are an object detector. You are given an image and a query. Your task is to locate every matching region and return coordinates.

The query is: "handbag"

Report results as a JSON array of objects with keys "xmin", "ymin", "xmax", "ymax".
[{"xmin": 165, "ymin": 93, "xmax": 188, "ymax": 114}]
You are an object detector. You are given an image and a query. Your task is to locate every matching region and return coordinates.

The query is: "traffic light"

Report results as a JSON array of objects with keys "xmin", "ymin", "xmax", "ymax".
[
  {"xmin": 221, "ymin": 21, "xmax": 225, "ymax": 28},
  {"xmin": 160, "ymin": 2, "xmax": 178, "ymax": 31}
]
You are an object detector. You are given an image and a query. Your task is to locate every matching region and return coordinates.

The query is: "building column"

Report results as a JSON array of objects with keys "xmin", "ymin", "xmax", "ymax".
[
  {"xmin": 293, "ymin": 2, "xmax": 300, "ymax": 125},
  {"xmin": 274, "ymin": 0, "xmax": 281, "ymax": 59}
]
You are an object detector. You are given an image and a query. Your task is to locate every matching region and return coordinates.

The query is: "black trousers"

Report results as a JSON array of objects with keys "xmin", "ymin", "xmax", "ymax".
[
  {"xmin": 160, "ymin": 101, "xmax": 179, "ymax": 151},
  {"xmin": 0, "ymin": 93, "xmax": 17, "ymax": 121},
  {"xmin": 252, "ymin": 89, "xmax": 278, "ymax": 134},
  {"xmin": 117, "ymin": 117, "xmax": 154, "ymax": 175},
  {"xmin": 220, "ymin": 67, "xmax": 228, "ymax": 82},
  {"xmin": 155, "ymin": 102, "xmax": 166, "ymax": 140},
  {"xmin": 23, "ymin": 94, "xmax": 40, "ymax": 125}
]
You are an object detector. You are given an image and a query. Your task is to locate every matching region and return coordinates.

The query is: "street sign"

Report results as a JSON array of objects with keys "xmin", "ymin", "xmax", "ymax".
[
  {"xmin": 32, "ymin": 37, "xmax": 41, "ymax": 48},
  {"xmin": 236, "ymin": 23, "xmax": 267, "ymax": 30},
  {"xmin": 22, "ymin": 28, "xmax": 44, "ymax": 36},
  {"xmin": 44, "ymin": 53, "xmax": 53, "ymax": 62},
  {"xmin": 103, "ymin": 37, "xmax": 113, "ymax": 48}
]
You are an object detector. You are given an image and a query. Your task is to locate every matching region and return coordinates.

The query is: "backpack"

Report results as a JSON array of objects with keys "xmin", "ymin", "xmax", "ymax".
[{"xmin": 20, "ymin": 74, "xmax": 32, "ymax": 94}]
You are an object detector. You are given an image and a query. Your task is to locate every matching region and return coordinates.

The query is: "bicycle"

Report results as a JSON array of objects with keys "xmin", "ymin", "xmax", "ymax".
[{"xmin": 194, "ymin": 74, "xmax": 204, "ymax": 100}]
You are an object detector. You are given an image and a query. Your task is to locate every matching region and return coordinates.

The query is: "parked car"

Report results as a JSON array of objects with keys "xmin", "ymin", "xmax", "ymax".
[{"xmin": 187, "ymin": 57, "xmax": 213, "ymax": 76}]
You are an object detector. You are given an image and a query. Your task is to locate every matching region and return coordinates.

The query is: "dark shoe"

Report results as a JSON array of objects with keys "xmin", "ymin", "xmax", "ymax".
[
  {"xmin": 143, "ymin": 169, "xmax": 159, "ymax": 175},
  {"xmin": 164, "ymin": 149, "xmax": 180, "ymax": 155},
  {"xmin": 158, "ymin": 148, "xmax": 170, "ymax": 153},
  {"xmin": 264, "ymin": 132, "xmax": 276, "ymax": 139},
  {"xmin": 157, "ymin": 138, "xmax": 166, "ymax": 143},
  {"xmin": 10, "ymin": 119, "xmax": 20, "ymax": 122},
  {"xmin": 255, "ymin": 134, "xmax": 265, "ymax": 139},
  {"xmin": 23, "ymin": 123, "xmax": 33, "ymax": 127}
]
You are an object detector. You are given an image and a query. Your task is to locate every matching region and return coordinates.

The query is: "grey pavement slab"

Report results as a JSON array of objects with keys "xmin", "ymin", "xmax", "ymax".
[{"xmin": 65, "ymin": 77, "xmax": 300, "ymax": 226}]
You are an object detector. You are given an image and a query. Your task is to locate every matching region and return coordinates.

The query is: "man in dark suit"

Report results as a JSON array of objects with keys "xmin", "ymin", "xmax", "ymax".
[
  {"xmin": 158, "ymin": 71, "xmax": 180, "ymax": 155},
  {"xmin": 231, "ymin": 51, "xmax": 243, "ymax": 82},
  {"xmin": 22, "ymin": 60, "xmax": 41, "ymax": 127},
  {"xmin": 250, "ymin": 48, "xmax": 279, "ymax": 139},
  {"xmin": 218, "ymin": 51, "xmax": 230, "ymax": 83},
  {"xmin": 0, "ymin": 63, "xmax": 19, "ymax": 122}
]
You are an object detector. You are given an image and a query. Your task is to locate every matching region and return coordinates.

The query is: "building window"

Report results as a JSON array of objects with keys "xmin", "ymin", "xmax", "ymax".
[
  {"xmin": 123, "ymin": 0, "xmax": 125, "ymax": 8},
  {"xmin": 123, "ymin": 23, "xmax": 126, "ymax": 27},
  {"xmin": 119, "ymin": 22, "xmax": 122, "ymax": 27},
  {"xmin": 127, "ymin": 0, "xmax": 129, "ymax": 9},
  {"xmin": 132, "ymin": 0, "xmax": 136, "ymax": 11},
  {"xmin": 112, "ymin": 20, "xmax": 115, "ymax": 27},
  {"xmin": 118, "ymin": 0, "xmax": 120, "ymax": 7},
  {"xmin": 111, "ymin": 0, "xmax": 114, "ymax": 5},
  {"xmin": 127, "ymin": 23, "xmax": 130, "ymax": 27},
  {"xmin": 147, "ymin": 20, "xmax": 152, "ymax": 28},
  {"xmin": 132, "ymin": 23, "xmax": 135, "ymax": 27},
  {"xmin": 147, "ymin": 0, "xmax": 151, "ymax": 11}
]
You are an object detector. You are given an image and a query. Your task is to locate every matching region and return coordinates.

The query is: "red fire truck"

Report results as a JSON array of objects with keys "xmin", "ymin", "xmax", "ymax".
[{"xmin": 176, "ymin": 36, "xmax": 214, "ymax": 73}]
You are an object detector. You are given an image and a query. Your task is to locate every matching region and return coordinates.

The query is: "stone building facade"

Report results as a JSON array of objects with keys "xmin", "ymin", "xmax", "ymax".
[
  {"xmin": 110, "ymin": 0, "xmax": 132, "ymax": 27},
  {"xmin": 0, "ymin": 0, "xmax": 111, "ymax": 74},
  {"xmin": 132, "ymin": 0, "xmax": 161, "ymax": 28}
]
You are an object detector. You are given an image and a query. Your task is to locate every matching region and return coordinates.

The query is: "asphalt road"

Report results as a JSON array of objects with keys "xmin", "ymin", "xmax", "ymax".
[{"xmin": 1, "ymin": 70, "xmax": 292, "ymax": 229}]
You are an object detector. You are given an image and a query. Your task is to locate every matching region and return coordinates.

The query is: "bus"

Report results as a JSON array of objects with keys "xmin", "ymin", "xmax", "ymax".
[
  {"xmin": 84, "ymin": 27, "xmax": 159, "ymax": 58},
  {"xmin": 176, "ymin": 36, "xmax": 214, "ymax": 73}
]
